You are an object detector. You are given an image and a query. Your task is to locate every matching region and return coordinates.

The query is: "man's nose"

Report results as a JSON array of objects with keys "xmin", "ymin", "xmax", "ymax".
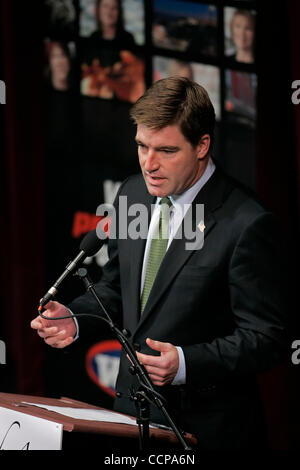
[{"xmin": 144, "ymin": 150, "xmax": 159, "ymax": 172}]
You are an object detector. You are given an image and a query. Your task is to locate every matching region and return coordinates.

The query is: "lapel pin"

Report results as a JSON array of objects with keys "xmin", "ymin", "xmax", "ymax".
[{"xmin": 198, "ymin": 221, "xmax": 205, "ymax": 233}]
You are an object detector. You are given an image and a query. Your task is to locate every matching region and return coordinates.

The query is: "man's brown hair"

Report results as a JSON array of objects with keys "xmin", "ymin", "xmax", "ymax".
[{"xmin": 130, "ymin": 76, "xmax": 216, "ymax": 149}]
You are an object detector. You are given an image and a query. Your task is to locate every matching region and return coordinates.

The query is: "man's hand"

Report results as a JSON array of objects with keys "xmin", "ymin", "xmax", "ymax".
[
  {"xmin": 30, "ymin": 301, "xmax": 77, "ymax": 349},
  {"xmin": 136, "ymin": 338, "xmax": 179, "ymax": 386}
]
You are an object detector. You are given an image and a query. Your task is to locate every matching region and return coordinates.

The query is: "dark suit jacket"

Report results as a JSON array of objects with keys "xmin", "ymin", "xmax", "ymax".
[{"xmin": 69, "ymin": 166, "xmax": 288, "ymax": 449}]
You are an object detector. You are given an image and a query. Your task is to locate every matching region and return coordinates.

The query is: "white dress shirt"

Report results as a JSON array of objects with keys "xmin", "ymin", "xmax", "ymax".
[{"xmin": 140, "ymin": 157, "xmax": 216, "ymax": 385}]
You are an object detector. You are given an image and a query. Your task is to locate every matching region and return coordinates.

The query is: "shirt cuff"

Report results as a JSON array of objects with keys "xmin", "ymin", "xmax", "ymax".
[
  {"xmin": 68, "ymin": 309, "xmax": 79, "ymax": 341},
  {"xmin": 172, "ymin": 346, "xmax": 186, "ymax": 385}
]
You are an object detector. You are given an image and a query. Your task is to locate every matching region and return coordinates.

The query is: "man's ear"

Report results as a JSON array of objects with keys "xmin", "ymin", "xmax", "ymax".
[{"xmin": 196, "ymin": 134, "xmax": 211, "ymax": 160}]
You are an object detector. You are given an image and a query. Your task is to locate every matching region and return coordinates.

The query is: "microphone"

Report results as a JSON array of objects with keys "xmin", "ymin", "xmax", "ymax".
[{"xmin": 39, "ymin": 228, "xmax": 107, "ymax": 309}]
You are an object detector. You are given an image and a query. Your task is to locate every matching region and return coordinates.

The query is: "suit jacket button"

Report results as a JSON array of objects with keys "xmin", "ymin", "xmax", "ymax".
[{"xmin": 133, "ymin": 343, "xmax": 141, "ymax": 352}]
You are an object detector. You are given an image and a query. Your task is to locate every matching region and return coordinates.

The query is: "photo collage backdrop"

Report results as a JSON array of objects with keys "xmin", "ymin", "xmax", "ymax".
[{"xmin": 42, "ymin": 0, "xmax": 257, "ymax": 406}]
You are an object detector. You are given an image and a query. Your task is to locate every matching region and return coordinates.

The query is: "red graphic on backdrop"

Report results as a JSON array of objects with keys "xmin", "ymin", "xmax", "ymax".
[
  {"xmin": 85, "ymin": 340, "xmax": 121, "ymax": 398},
  {"xmin": 72, "ymin": 211, "xmax": 110, "ymax": 238}
]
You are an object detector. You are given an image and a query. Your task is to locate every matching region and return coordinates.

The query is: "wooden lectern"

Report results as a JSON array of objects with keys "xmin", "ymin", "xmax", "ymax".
[{"xmin": 0, "ymin": 392, "xmax": 197, "ymax": 451}]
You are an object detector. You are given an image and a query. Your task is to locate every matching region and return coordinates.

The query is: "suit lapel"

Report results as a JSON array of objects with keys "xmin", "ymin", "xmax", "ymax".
[{"xmin": 132, "ymin": 167, "xmax": 233, "ymax": 337}]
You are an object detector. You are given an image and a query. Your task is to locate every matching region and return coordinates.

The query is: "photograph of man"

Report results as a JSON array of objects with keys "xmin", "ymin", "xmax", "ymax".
[{"xmin": 31, "ymin": 77, "xmax": 288, "ymax": 450}]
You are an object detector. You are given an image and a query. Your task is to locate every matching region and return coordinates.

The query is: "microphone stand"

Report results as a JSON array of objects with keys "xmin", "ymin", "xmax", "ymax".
[{"xmin": 75, "ymin": 268, "xmax": 192, "ymax": 452}]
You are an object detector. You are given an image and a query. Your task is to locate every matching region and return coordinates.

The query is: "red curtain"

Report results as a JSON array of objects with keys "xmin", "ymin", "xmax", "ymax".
[
  {"xmin": 255, "ymin": 0, "xmax": 300, "ymax": 450},
  {"xmin": 0, "ymin": 0, "xmax": 45, "ymax": 394},
  {"xmin": 288, "ymin": 2, "xmax": 300, "ymax": 215}
]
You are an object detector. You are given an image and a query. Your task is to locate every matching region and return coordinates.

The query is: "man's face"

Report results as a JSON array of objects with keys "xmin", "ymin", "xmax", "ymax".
[{"xmin": 136, "ymin": 124, "xmax": 210, "ymax": 197}]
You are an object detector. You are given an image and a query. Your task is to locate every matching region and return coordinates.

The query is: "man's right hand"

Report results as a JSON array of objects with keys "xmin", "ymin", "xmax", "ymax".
[{"xmin": 30, "ymin": 301, "xmax": 77, "ymax": 348}]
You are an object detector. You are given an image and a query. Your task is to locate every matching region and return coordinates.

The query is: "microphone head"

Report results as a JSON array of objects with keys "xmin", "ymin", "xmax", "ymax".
[{"xmin": 80, "ymin": 229, "xmax": 107, "ymax": 256}]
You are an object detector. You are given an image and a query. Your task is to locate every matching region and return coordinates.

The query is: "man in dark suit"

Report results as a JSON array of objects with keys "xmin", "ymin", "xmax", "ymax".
[{"xmin": 31, "ymin": 77, "xmax": 288, "ymax": 449}]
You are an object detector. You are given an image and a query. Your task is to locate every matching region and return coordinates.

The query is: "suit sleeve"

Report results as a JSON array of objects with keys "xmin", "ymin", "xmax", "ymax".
[{"xmin": 182, "ymin": 212, "xmax": 289, "ymax": 387}]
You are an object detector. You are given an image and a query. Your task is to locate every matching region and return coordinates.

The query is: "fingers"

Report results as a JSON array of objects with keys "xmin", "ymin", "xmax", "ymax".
[
  {"xmin": 136, "ymin": 339, "xmax": 173, "ymax": 365},
  {"xmin": 42, "ymin": 329, "xmax": 74, "ymax": 349},
  {"xmin": 30, "ymin": 317, "xmax": 43, "ymax": 330},
  {"xmin": 146, "ymin": 337, "xmax": 173, "ymax": 353},
  {"xmin": 146, "ymin": 364, "xmax": 175, "ymax": 386},
  {"xmin": 46, "ymin": 336, "xmax": 74, "ymax": 349},
  {"xmin": 31, "ymin": 304, "xmax": 65, "ymax": 332},
  {"xmin": 36, "ymin": 301, "xmax": 72, "ymax": 323},
  {"xmin": 31, "ymin": 301, "xmax": 76, "ymax": 349},
  {"xmin": 42, "ymin": 300, "xmax": 61, "ymax": 314},
  {"xmin": 37, "ymin": 326, "xmax": 59, "ymax": 339},
  {"xmin": 148, "ymin": 375, "xmax": 170, "ymax": 387},
  {"xmin": 133, "ymin": 353, "xmax": 171, "ymax": 385},
  {"xmin": 53, "ymin": 337, "xmax": 74, "ymax": 349},
  {"xmin": 136, "ymin": 351, "xmax": 174, "ymax": 373},
  {"xmin": 142, "ymin": 365, "xmax": 172, "ymax": 384},
  {"xmin": 136, "ymin": 351, "xmax": 161, "ymax": 367},
  {"xmin": 134, "ymin": 339, "xmax": 179, "ymax": 386}
]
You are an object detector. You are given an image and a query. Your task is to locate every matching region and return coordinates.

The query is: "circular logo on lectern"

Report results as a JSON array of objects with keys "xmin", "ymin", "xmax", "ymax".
[{"xmin": 85, "ymin": 340, "xmax": 121, "ymax": 397}]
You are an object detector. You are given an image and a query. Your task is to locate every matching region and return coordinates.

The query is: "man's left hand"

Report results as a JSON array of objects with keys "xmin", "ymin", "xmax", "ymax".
[{"xmin": 136, "ymin": 338, "xmax": 179, "ymax": 386}]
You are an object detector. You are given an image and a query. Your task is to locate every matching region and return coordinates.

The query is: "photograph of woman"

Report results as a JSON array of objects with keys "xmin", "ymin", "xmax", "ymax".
[
  {"xmin": 225, "ymin": 9, "xmax": 255, "ymax": 64},
  {"xmin": 80, "ymin": 0, "xmax": 145, "ymax": 102},
  {"xmin": 46, "ymin": 40, "xmax": 73, "ymax": 91}
]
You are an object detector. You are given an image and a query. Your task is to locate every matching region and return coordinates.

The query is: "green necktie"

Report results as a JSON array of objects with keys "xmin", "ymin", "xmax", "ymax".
[{"xmin": 140, "ymin": 197, "xmax": 173, "ymax": 313}]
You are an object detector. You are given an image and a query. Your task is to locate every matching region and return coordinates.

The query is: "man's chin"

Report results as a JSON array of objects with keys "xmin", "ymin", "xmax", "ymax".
[{"xmin": 146, "ymin": 184, "xmax": 168, "ymax": 198}]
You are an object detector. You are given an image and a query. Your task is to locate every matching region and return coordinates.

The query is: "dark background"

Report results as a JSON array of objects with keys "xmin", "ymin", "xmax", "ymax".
[{"xmin": 0, "ymin": 0, "xmax": 299, "ymax": 450}]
